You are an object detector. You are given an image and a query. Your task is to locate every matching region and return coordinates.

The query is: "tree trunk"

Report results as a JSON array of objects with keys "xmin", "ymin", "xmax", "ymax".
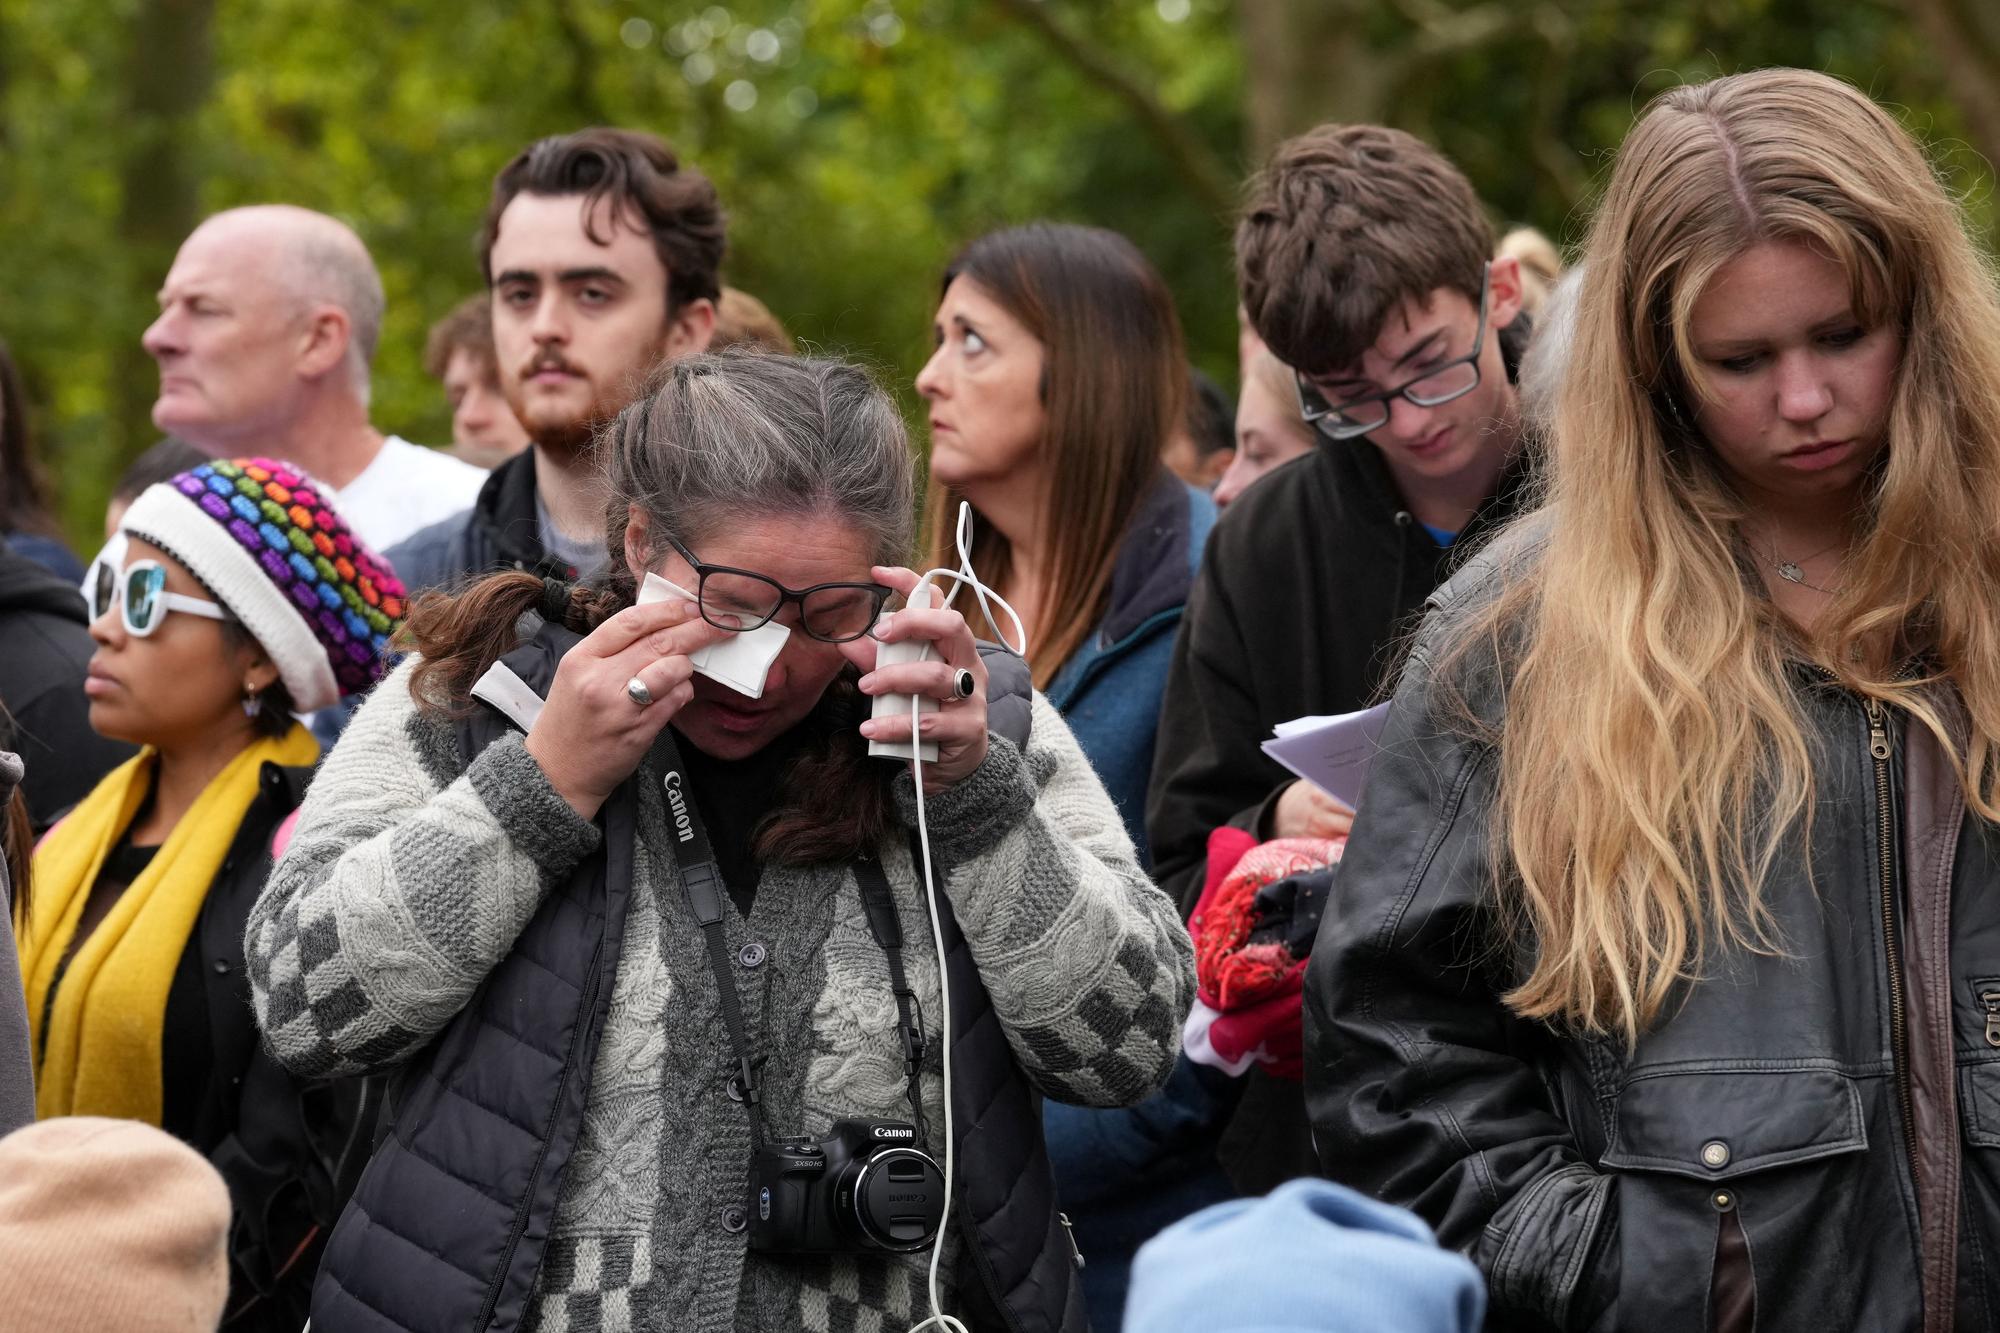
[
  {"xmin": 1897, "ymin": 0, "xmax": 2000, "ymax": 176},
  {"xmin": 1236, "ymin": 0, "xmax": 1397, "ymax": 159},
  {"xmin": 114, "ymin": 0, "xmax": 217, "ymax": 470}
]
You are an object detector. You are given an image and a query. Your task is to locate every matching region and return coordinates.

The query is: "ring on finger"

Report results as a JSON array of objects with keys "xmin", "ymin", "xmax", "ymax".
[
  {"xmin": 625, "ymin": 677, "xmax": 654, "ymax": 708},
  {"xmin": 951, "ymin": 668, "xmax": 976, "ymax": 701}
]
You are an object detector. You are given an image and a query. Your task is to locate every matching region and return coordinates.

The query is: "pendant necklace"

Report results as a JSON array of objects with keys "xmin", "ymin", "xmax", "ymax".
[{"xmin": 1763, "ymin": 533, "xmax": 1847, "ymax": 595}]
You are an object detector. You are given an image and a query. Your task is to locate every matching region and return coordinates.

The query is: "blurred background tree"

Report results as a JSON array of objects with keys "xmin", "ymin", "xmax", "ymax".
[{"xmin": 0, "ymin": 0, "xmax": 1987, "ymax": 549}]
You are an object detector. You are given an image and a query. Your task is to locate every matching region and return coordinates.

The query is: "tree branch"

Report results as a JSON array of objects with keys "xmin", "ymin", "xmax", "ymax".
[{"xmin": 988, "ymin": 0, "xmax": 1236, "ymax": 220}]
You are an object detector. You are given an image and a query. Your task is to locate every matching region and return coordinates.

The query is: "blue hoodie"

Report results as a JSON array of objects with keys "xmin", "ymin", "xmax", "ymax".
[
  {"xmin": 1043, "ymin": 469, "xmax": 1220, "ymax": 1330},
  {"xmin": 1046, "ymin": 470, "xmax": 1216, "ymax": 864}
]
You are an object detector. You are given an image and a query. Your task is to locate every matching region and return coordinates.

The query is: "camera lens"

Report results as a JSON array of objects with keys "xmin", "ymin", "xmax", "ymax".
[{"xmin": 842, "ymin": 1147, "xmax": 946, "ymax": 1251}]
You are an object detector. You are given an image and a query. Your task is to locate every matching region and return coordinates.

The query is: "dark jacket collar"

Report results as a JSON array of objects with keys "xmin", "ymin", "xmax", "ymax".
[
  {"xmin": 1099, "ymin": 469, "xmax": 1207, "ymax": 645},
  {"xmin": 471, "ymin": 449, "xmax": 563, "ymax": 574}
]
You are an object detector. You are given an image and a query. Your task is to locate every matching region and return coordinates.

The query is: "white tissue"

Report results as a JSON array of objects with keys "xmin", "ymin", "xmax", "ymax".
[{"xmin": 637, "ymin": 571, "xmax": 791, "ymax": 700}]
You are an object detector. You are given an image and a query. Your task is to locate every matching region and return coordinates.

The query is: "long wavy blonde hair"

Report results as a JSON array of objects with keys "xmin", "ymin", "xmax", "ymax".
[{"xmin": 1454, "ymin": 69, "xmax": 2000, "ymax": 1044}]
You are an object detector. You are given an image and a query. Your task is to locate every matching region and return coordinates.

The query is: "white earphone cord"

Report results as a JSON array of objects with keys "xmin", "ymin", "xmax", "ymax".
[{"xmin": 902, "ymin": 504, "xmax": 1025, "ymax": 1333}]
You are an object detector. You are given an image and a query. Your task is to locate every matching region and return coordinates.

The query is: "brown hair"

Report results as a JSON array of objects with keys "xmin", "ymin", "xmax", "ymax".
[
  {"xmin": 111, "ymin": 438, "xmax": 207, "ymax": 509},
  {"xmin": 423, "ymin": 294, "xmax": 496, "ymax": 380},
  {"xmin": 922, "ymin": 223, "xmax": 1189, "ymax": 687},
  {"xmin": 479, "ymin": 128, "xmax": 727, "ymax": 317},
  {"xmin": 711, "ymin": 287, "xmax": 796, "ymax": 355},
  {"xmin": 1236, "ymin": 124, "xmax": 1493, "ymax": 377},
  {"xmin": 405, "ymin": 352, "xmax": 914, "ymax": 865}
]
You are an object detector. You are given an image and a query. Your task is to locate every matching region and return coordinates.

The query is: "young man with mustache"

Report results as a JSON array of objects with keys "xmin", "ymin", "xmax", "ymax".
[{"xmin": 389, "ymin": 128, "xmax": 725, "ymax": 589}]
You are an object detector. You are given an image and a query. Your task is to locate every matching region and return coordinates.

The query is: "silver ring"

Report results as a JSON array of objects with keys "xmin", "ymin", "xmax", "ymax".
[
  {"xmin": 625, "ymin": 676, "xmax": 654, "ymax": 708},
  {"xmin": 951, "ymin": 668, "xmax": 976, "ymax": 701}
]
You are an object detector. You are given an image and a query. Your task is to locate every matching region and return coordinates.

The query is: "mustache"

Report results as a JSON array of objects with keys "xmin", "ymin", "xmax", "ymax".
[{"xmin": 521, "ymin": 352, "xmax": 583, "ymax": 378}]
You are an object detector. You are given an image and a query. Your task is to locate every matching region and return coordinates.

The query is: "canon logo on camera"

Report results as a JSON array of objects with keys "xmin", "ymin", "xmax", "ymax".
[
  {"xmin": 872, "ymin": 1126, "xmax": 916, "ymax": 1139},
  {"xmin": 662, "ymin": 771, "xmax": 694, "ymax": 844}
]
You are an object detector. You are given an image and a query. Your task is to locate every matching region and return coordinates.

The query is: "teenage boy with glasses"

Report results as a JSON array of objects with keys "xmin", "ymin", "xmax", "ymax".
[{"xmin": 1144, "ymin": 122, "xmax": 1536, "ymax": 1192}]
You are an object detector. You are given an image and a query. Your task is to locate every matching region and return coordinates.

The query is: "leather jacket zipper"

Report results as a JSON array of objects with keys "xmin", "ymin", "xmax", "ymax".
[
  {"xmin": 1867, "ymin": 697, "xmax": 1920, "ymax": 1191},
  {"xmin": 1985, "ymin": 990, "xmax": 2000, "ymax": 1049},
  {"xmin": 1058, "ymin": 1211, "xmax": 1086, "ymax": 1269}
]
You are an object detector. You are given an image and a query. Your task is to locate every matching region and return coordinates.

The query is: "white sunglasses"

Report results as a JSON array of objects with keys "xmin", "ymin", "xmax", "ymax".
[{"xmin": 113, "ymin": 558, "xmax": 228, "ymax": 637}]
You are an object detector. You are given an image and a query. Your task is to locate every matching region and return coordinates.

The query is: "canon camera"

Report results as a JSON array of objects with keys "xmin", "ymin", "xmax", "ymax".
[{"xmin": 746, "ymin": 1118, "xmax": 946, "ymax": 1254}]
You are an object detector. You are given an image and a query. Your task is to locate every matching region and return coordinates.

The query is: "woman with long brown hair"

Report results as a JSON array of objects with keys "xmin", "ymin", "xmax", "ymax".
[
  {"xmin": 246, "ymin": 352, "xmax": 1191, "ymax": 1333},
  {"xmin": 917, "ymin": 223, "xmax": 1221, "ymax": 1329},
  {"xmin": 1306, "ymin": 69, "xmax": 2000, "ymax": 1330},
  {"xmin": 917, "ymin": 222, "xmax": 1216, "ymax": 859}
]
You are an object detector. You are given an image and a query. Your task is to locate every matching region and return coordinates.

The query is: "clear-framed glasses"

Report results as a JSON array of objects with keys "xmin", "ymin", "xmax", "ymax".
[
  {"xmin": 118, "ymin": 559, "xmax": 228, "ymax": 638},
  {"xmin": 665, "ymin": 535, "xmax": 891, "ymax": 644},
  {"xmin": 1295, "ymin": 263, "xmax": 1492, "ymax": 441}
]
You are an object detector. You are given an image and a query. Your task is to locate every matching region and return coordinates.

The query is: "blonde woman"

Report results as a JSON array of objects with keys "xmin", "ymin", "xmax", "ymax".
[
  {"xmin": 1212, "ymin": 349, "xmax": 1317, "ymax": 509},
  {"xmin": 1305, "ymin": 70, "xmax": 2000, "ymax": 1331}
]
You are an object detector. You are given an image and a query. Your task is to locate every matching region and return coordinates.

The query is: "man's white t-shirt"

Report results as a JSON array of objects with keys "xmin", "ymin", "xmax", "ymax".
[{"xmin": 333, "ymin": 436, "xmax": 486, "ymax": 551}]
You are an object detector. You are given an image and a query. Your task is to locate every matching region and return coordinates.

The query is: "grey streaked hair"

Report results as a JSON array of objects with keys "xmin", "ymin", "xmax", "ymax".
[{"xmin": 600, "ymin": 350, "xmax": 916, "ymax": 590}]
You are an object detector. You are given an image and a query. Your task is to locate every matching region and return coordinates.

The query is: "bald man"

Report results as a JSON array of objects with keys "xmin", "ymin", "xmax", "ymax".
[{"xmin": 140, "ymin": 205, "xmax": 484, "ymax": 550}]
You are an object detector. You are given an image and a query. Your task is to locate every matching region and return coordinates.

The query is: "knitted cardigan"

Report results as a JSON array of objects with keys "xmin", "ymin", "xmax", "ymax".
[{"xmin": 246, "ymin": 658, "xmax": 1193, "ymax": 1331}]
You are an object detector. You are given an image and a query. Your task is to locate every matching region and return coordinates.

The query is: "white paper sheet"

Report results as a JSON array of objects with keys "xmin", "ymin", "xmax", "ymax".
[{"xmin": 1259, "ymin": 702, "xmax": 1392, "ymax": 810}]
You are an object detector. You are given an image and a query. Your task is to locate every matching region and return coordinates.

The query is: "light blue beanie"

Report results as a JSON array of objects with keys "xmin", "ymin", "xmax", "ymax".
[{"xmin": 1123, "ymin": 1178, "xmax": 1486, "ymax": 1333}]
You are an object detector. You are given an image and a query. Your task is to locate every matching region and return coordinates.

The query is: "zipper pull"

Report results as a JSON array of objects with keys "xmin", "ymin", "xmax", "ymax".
[
  {"xmin": 1058, "ymin": 1211, "xmax": 1086, "ymax": 1269},
  {"xmin": 1984, "ymin": 991, "xmax": 2000, "ymax": 1049},
  {"xmin": 1866, "ymin": 698, "xmax": 1891, "ymax": 761}
]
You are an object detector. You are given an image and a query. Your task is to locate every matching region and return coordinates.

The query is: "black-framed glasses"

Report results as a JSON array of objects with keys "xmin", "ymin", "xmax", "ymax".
[
  {"xmin": 666, "ymin": 534, "xmax": 890, "ymax": 644},
  {"xmin": 1295, "ymin": 263, "xmax": 1492, "ymax": 441}
]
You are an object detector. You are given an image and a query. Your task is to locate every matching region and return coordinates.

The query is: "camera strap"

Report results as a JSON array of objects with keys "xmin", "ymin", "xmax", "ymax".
[
  {"xmin": 652, "ymin": 729, "xmax": 929, "ymax": 1150},
  {"xmin": 854, "ymin": 854, "xmax": 930, "ymax": 1148}
]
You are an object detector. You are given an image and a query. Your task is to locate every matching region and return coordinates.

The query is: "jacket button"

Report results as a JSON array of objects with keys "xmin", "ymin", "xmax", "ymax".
[
  {"xmin": 212, "ymin": 960, "xmax": 230, "ymax": 975},
  {"xmin": 1711, "ymin": 1190, "xmax": 1736, "ymax": 1212},
  {"xmin": 738, "ymin": 942, "xmax": 767, "ymax": 969},
  {"xmin": 1701, "ymin": 1140, "xmax": 1731, "ymax": 1169},
  {"xmin": 720, "ymin": 1205, "xmax": 747, "ymax": 1234}
]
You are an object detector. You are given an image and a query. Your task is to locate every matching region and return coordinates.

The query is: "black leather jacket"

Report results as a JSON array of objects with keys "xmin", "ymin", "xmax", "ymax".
[{"xmin": 1304, "ymin": 554, "xmax": 2000, "ymax": 1332}]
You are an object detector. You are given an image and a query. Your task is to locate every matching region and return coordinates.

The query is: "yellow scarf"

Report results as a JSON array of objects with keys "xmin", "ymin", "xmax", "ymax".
[{"xmin": 21, "ymin": 725, "xmax": 318, "ymax": 1123}]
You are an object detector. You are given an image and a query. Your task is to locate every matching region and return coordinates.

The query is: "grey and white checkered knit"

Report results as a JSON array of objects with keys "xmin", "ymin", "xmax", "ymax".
[{"xmin": 247, "ymin": 659, "xmax": 1192, "ymax": 1332}]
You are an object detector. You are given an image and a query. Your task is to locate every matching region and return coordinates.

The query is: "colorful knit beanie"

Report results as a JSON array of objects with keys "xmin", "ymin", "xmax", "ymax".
[{"xmin": 118, "ymin": 457, "xmax": 407, "ymax": 711}]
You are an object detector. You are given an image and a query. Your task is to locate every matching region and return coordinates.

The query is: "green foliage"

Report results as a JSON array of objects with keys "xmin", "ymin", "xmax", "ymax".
[{"xmin": 0, "ymin": 0, "xmax": 1981, "ymax": 553}]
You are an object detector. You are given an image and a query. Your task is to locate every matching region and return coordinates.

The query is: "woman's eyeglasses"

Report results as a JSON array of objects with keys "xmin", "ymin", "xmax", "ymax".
[
  {"xmin": 112, "ymin": 559, "xmax": 228, "ymax": 638},
  {"xmin": 665, "ymin": 535, "xmax": 890, "ymax": 644}
]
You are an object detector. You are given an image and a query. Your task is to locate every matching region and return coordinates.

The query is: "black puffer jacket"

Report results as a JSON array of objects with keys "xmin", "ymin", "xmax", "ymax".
[
  {"xmin": 1305, "ymin": 548, "xmax": 2000, "ymax": 1332},
  {"xmin": 0, "ymin": 536, "xmax": 135, "ymax": 830}
]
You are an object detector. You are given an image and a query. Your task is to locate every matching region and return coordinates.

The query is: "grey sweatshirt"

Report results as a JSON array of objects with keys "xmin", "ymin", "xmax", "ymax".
[
  {"xmin": 0, "ymin": 750, "xmax": 37, "ymax": 1135},
  {"xmin": 247, "ymin": 660, "xmax": 1194, "ymax": 1332}
]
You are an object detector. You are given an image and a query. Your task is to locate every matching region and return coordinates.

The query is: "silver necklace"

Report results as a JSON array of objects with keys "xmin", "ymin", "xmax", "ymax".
[{"xmin": 1762, "ymin": 534, "xmax": 1847, "ymax": 595}]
